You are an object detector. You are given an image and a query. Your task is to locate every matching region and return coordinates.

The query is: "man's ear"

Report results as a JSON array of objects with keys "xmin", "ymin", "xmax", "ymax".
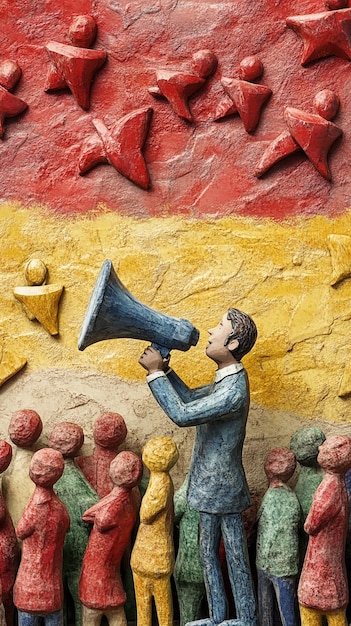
[{"xmin": 227, "ymin": 338, "xmax": 239, "ymax": 352}]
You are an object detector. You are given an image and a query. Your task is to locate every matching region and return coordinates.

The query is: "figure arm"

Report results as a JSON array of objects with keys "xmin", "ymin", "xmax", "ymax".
[
  {"xmin": 16, "ymin": 505, "xmax": 36, "ymax": 540},
  {"xmin": 167, "ymin": 369, "xmax": 213, "ymax": 402},
  {"xmin": 140, "ymin": 482, "xmax": 168, "ymax": 524},
  {"xmin": 304, "ymin": 478, "xmax": 341, "ymax": 536},
  {"xmin": 148, "ymin": 373, "xmax": 246, "ymax": 427}
]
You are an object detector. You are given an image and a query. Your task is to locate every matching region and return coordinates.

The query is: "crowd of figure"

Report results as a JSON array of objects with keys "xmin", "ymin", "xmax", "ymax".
[
  {"xmin": 0, "ymin": 409, "xmax": 350, "ymax": 626},
  {"xmin": 0, "ymin": 307, "xmax": 350, "ymax": 626}
]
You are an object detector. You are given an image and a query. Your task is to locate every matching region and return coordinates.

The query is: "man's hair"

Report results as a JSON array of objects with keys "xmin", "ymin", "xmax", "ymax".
[{"xmin": 225, "ymin": 308, "xmax": 257, "ymax": 361}]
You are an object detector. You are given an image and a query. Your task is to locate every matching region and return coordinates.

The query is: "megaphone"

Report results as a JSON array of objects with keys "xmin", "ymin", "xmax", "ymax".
[{"xmin": 78, "ymin": 260, "xmax": 199, "ymax": 358}]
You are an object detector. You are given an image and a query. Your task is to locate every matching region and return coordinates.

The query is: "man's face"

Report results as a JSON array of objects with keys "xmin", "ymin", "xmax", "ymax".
[{"xmin": 206, "ymin": 313, "xmax": 238, "ymax": 365}]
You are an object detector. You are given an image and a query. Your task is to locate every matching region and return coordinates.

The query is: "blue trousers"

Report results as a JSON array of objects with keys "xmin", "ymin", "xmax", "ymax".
[
  {"xmin": 18, "ymin": 609, "xmax": 63, "ymax": 626},
  {"xmin": 199, "ymin": 512, "xmax": 258, "ymax": 626},
  {"xmin": 257, "ymin": 569, "xmax": 297, "ymax": 626}
]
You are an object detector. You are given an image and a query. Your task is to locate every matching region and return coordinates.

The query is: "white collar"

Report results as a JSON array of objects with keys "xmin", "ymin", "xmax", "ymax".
[{"xmin": 215, "ymin": 362, "xmax": 244, "ymax": 382}]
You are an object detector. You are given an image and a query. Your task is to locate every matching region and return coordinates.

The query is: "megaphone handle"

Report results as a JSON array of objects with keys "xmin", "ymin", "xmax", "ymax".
[{"xmin": 151, "ymin": 342, "xmax": 170, "ymax": 359}]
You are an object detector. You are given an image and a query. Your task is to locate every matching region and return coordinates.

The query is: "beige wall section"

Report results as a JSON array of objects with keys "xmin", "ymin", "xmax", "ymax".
[{"xmin": 1, "ymin": 203, "xmax": 351, "ymax": 492}]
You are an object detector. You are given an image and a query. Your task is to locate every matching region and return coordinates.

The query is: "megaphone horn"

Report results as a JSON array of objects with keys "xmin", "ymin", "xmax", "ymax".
[{"xmin": 78, "ymin": 260, "xmax": 199, "ymax": 358}]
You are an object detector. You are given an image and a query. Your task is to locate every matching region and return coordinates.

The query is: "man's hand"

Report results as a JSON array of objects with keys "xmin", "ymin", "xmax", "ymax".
[{"xmin": 139, "ymin": 346, "xmax": 169, "ymax": 374}]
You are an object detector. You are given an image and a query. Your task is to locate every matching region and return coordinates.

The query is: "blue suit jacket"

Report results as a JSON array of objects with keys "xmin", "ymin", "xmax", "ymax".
[{"xmin": 148, "ymin": 365, "xmax": 251, "ymax": 515}]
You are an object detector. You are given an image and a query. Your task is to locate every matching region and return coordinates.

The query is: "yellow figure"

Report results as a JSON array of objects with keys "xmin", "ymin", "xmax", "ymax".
[
  {"xmin": 299, "ymin": 604, "xmax": 347, "ymax": 626},
  {"xmin": 14, "ymin": 259, "xmax": 63, "ymax": 336},
  {"xmin": 131, "ymin": 436, "xmax": 179, "ymax": 626}
]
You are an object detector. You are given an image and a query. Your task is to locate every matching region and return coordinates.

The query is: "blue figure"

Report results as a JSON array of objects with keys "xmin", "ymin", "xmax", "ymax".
[{"xmin": 139, "ymin": 308, "xmax": 258, "ymax": 626}]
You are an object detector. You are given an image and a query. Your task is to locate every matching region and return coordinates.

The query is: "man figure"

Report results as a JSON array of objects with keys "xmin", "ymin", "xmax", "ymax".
[{"xmin": 139, "ymin": 308, "xmax": 258, "ymax": 626}]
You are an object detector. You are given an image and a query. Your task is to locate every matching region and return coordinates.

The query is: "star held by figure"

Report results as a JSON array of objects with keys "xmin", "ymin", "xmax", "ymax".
[
  {"xmin": 286, "ymin": 0, "xmax": 351, "ymax": 65},
  {"xmin": 149, "ymin": 49, "xmax": 217, "ymax": 122},
  {"xmin": 215, "ymin": 55, "xmax": 272, "ymax": 132},
  {"xmin": 0, "ymin": 59, "xmax": 28, "ymax": 138},
  {"xmin": 45, "ymin": 15, "xmax": 107, "ymax": 110},
  {"xmin": 78, "ymin": 107, "xmax": 153, "ymax": 190},
  {"xmin": 255, "ymin": 89, "xmax": 342, "ymax": 181}
]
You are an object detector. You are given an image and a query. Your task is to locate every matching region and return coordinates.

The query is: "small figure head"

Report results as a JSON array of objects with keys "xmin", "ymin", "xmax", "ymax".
[
  {"xmin": 68, "ymin": 15, "xmax": 97, "ymax": 48},
  {"xmin": 325, "ymin": 0, "xmax": 347, "ymax": 9},
  {"xmin": 93, "ymin": 412, "xmax": 127, "ymax": 450},
  {"xmin": 49, "ymin": 421, "xmax": 84, "ymax": 458},
  {"xmin": 0, "ymin": 59, "xmax": 21, "ymax": 91},
  {"xmin": 317, "ymin": 435, "xmax": 351, "ymax": 474},
  {"xmin": 314, "ymin": 89, "xmax": 340, "ymax": 121},
  {"xmin": 0, "ymin": 440, "xmax": 12, "ymax": 474},
  {"xmin": 25, "ymin": 259, "xmax": 47, "ymax": 286},
  {"xmin": 238, "ymin": 56, "xmax": 264, "ymax": 82},
  {"xmin": 142, "ymin": 436, "xmax": 179, "ymax": 473},
  {"xmin": 290, "ymin": 426, "xmax": 326, "ymax": 467},
  {"xmin": 206, "ymin": 308, "xmax": 257, "ymax": 365},
  {"xmin": 9, "ymin": 409, "xmax": 43, "ymax": 448},
  {"xmin": 29, "ymin": 448, "xmax": 64, "ymax": 487},
  {"xmin": 264, "ymin": 447, "xmax": 296, "ymax": 484},
  {"xmin": 191, "ymin": 50, "xmax": 218, "ymax": 78},
  {"xmin": 110, "ymin": 451, "xmax": 143, "ymax": 489}
]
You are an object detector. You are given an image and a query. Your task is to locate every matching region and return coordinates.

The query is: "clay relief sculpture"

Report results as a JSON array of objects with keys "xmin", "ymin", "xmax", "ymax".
[
  {"xmin": 173, "ymin": 474, "xmax": 205, "ymax": 626},
  {"xmin": 49, "ymin": 422, "xmax": 99, "ymax": 626},
  {"xmin": 45, "ymin": 15, "xmax": 106, "ymax": 110},
  {"xmin": 139, "ymin": 308, "xmax": 258, "ymax": 626},
  {"xmin": 216, "ymin": 56, "xmax": 272, "ymax": 132},
  {"xmin": 298, "ymin": 435, "xmax": 351, "ymax": 626},
  {"xmin": 286, "ymin": 0, "xmax": 351, "ymax": 66},
  {"xmin": 0, "ymin": 344, "xmax": 26, "ymax": 388},
  {"xmin": 79, "ymin": 451, "xmax": 143, "ymax": 626},
  {"xmin": 131, "ymin": 437, "xmax": 179, "ymax": 626},
  {"xmin": 13, "ymin": 259, "xmax": 64, "ymax": 336},
  {"xmin": 148, "ymin": 49, "xmax": 218, "ymax": 122},
  {"xmin": 13, "ymin": 448, "xmax": 70, "ymax": 626},
  {"xmin": 0, "ymin": 440, "xmax": 19, "ymax": 626},
  {"xmin": 0, "ymin": 59, "xmax": 27, "ymax": 138},
  {"xmin": 256, "ymin": 448, "xmax": 301, "ymax": 626},
  {"xmin": 3, "ymin": 409, "xmax": 43, "ymax": 529},
  {"xmin": 76, "ymin": 412, "xmax": 128, "ymax": 499},
  {"xmin": 78, "ymin": 107, "xmax": 153, "ymax": 190},
  {"xmin": 255, "ymin": 89, "xmax": 342, "ymax": 181}
]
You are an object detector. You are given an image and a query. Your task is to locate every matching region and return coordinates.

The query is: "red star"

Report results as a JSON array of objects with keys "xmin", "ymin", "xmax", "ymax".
[
  {"xmin": 255, "ymin": 107, "xmax": 342, "ymax": 180},
  {"xmin": 45, "ymin": 42, "xmax": 106, "ymax": 110},
  {"xmin": 149, "ymin": 70, "xmax": 206, "ymax": 122},
  {"xmin": 286, "ymin": 8, "xmax": 351, "ymax": 65},
  {"xmin": 218, "ymin": 78, "xmax": 272, "ymax": 132},
  {"xmin": 78, "ymin": 107, "xmax": 153, "ymax": 190}
]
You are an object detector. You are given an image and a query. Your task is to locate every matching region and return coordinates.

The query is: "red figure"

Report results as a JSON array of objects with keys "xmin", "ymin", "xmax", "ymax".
[
  {"xmin": 216, "ymin": 56, "xmax": 272, "ymax": 132},
  {"xmin": 78, "ymin": 107, "xmax": 153, "ymax": 190},
  {"xmin": 45, "ymin": 15, "xmax": 106, "ymax": 110},
  {"xmin": 255, "ymin": 89, "xmax": 342, "ymax": 181},
  {"xmin": 0, "ymin": 60, "xmax": 27, "ymax": 138},
  {"xmin": 76, "ymin": 412, "xmax": 127, "ymax": 498},
  {"xmin": 3, "ymin": 409, "xmax": 43, "ymax": 529},
  {"xmin": 298, "ymin": 435, "xmax": 351, "ymax": 625},
  {"xmin": 13, "ymin": 448, "xmax": 70, "ymax": 617},
  {"xmin": 79, "ymin": 451, "xmax": 143, "ymax": 626},
  {"xmin": 0, "ymin": 440, "xmax": 19, "ymax": 626},
  {"xmin": 149, "ymin": 49, "xmax": 218, "ymax": 122},
  {"xmin": 286, "ymin": 0, "xmax": 351, "ymax": 66}
]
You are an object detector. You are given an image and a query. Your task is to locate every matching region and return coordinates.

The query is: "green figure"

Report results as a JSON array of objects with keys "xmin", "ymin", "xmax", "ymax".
[
  {"xmin": 49, "ymin": 422, "xmax": 99, "ymax": 626},
  {"xmin": 174, "ymin": 475, "xmax": 205, "ymax": 626},
  {"xmin": 290, "ymin": 426, "xmax": 326, "ymax": 564}
]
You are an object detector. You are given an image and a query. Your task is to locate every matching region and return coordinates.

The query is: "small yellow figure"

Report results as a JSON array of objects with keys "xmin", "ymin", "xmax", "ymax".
[
  {"xmin": 130, "ymin": 436, "xmax": 179, "ymax": 626},
  {"xmin": 14, "ymin": 259, "xmax": 63, "ymax": 336}
]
